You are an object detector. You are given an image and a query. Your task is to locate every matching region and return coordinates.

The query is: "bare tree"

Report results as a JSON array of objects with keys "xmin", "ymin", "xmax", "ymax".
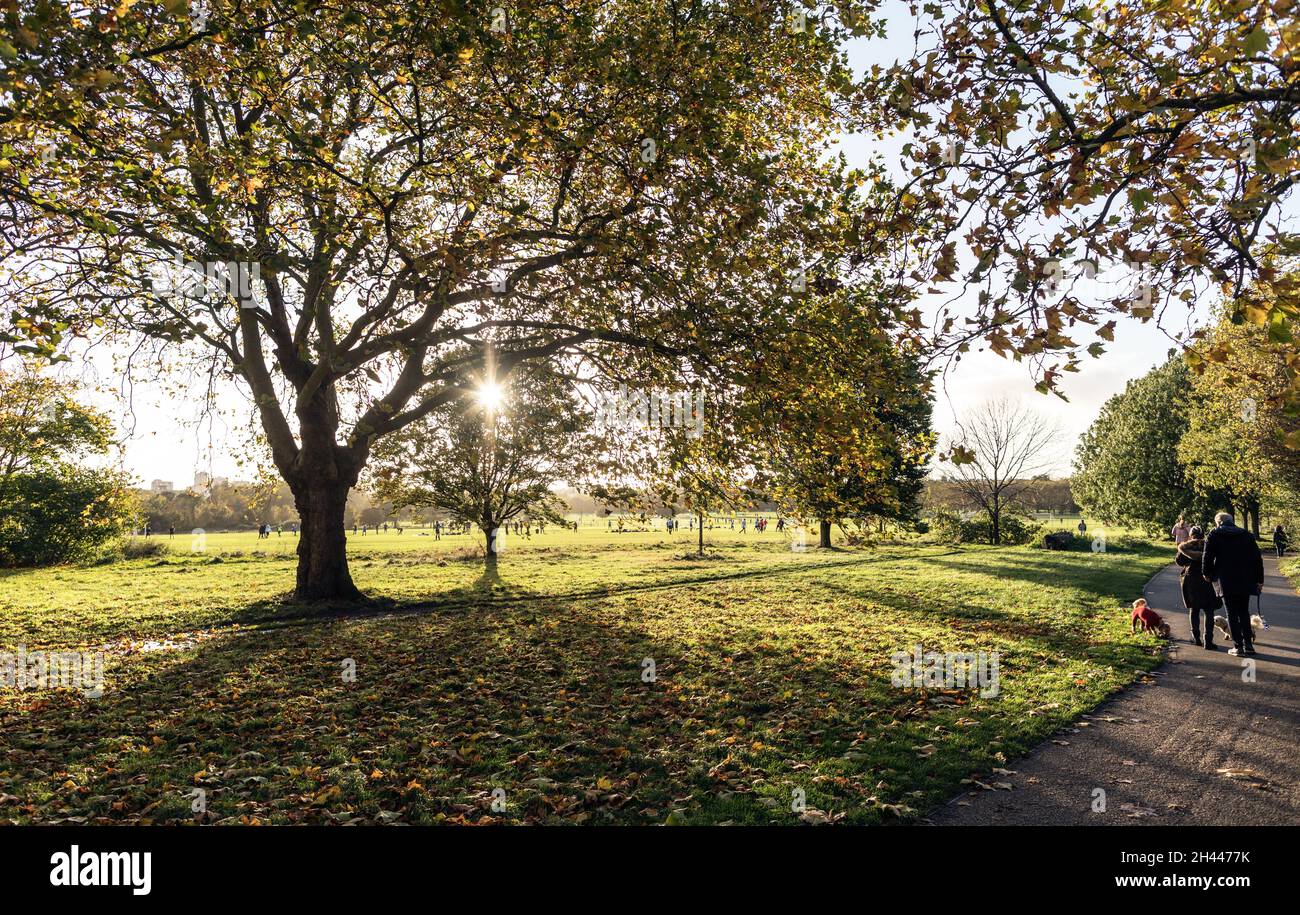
[{"xmin": 945, "ymin": 399, "xmax": 1060, "ymax": 545}]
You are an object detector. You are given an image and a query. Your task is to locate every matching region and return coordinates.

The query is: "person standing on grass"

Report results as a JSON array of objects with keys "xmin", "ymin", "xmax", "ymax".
[
  {"xmin": 1171, "ymin": 515, "xmax": 1192, "ymax": 545},
  {"xmin": 1202, "ymin": 512, "xmax": 1264, "ymax": 657},
  {"xmin": 1176, "ymin": 526, "xmax": 1220, "ymax": 650},
  {"xmin": 1077, "ymin": 518, "xmax": 1087, "ymax": 537},
  {"xmin": 1273, "ymin": 524, "xmax": 1289, "ymax": 558}
]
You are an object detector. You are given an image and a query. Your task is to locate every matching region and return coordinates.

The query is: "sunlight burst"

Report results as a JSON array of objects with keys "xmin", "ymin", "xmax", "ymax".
[{"xmin": 476, "ymin": 381, "xmax": 504, "ymax": 413}]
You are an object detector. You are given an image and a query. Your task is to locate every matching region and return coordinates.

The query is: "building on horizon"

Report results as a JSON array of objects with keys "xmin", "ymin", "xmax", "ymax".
[
  {"xmin": 193, "ymin": 471, "xmax": 230, "ymax": 496},
  {"xmin": 150, "ymin": 480, "xmax": 174, "ymax": 494}
]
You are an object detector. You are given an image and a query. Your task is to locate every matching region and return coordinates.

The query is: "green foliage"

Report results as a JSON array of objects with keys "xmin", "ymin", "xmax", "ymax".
[
  {"xmin": 1073, "ymin": 358, "xmax": 1223, "ymax": 531},
  {"xmin": 758, "ymin": 293, "xmax": 936, "ymax": 529},
  {"xmin": 0, "ymin": 466, "xmax": 135, "ymax": 567},
  {"xmin": 0, "ymin": 367, "xmax": 130, "ymax": 567},
  {"xmin": 1179, "ymin": 298, "xmax": 1300, "ymax": 529},
  {"xmin": 368, "ymin": 363, "xmax": 591, "ymax": 553},
  {"xmin": 94, "ymin": 536, "xmax": 169, "ymax": 565},
  {"xmin": 929, "ymin": 510, "xmax": 1042, "ymax": 547},
  {"xmin": 0, "ymin": 366, "xmax": 112, "ymax": 482}
]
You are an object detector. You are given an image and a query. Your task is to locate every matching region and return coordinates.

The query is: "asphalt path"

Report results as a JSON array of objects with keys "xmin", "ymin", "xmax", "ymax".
[{"xmin": 930, "ymin": 555, "xmax": 1300, "ymax": 825}]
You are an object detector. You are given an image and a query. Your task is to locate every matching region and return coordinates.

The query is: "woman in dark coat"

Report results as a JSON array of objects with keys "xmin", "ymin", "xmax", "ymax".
[{"xmin": 1176, "ymin": 526, "xmax": 1221, "ymax": 649}]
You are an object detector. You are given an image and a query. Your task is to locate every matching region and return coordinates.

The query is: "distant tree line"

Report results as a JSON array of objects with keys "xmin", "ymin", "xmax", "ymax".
[{"xmin": 925, "ymin": 477, "xmax": 1079, "ymax": 517}]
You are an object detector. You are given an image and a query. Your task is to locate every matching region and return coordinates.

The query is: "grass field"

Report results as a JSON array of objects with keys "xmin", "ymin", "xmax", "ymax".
[{"xmin": 0, "ymin": 524, "xmax": 1173, "ymax": 825}]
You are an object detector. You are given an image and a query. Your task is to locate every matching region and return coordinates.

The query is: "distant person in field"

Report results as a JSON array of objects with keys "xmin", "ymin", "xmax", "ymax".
[
  {"xmin": 1077, "ymin": 519, "xmax": 1086, "ymax": 536},
  {"xmin": 1171, "ymin": 515, "xmax": 1191, "ymax": 545},
  {"xmin": 1202, "ymin": 512, "xmax": 1264, "ymax": 657},
  {"xmin": 1274, "ymin": 524, "xmax": 1289, "ymax": 558},
  {"xmin": 1175, "ymin": 525, "xmax": 1220, "ymax": 650},
  {"xmin": 168, "ymin": 525, "xmax": 174, "ymax": 538}
]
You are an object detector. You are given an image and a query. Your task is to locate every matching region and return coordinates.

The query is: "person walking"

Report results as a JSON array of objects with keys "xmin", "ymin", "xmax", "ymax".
[
  {"xmin": 1202, "ymin": 512, "xmax": 1265, "ymax": 657},
  {"xmin": 1171, "ymin": 515, "xmax": 1192, "ymax": 545},
  {"xmin": 1176, "ymin": 526, "xmax": 1220, "ymax": 650},
  {"xmin": 1273, "ymin": 523, "xmax": 1289, "ymax": 559},
  {"xmin": 1077, "ymin": 518, "xmax": 1087, "ymax": 537}
]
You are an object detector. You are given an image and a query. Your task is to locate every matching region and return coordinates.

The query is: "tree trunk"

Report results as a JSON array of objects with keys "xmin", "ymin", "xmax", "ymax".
[
  {"xmin": 484, "ymin": 513, "xmax": 500, "ymax": 568},
  {"xmin": 293, "ymin": 480, "xmax": 362, "ymax": 601},
  {"xmin": 819, "ymin": 519, "xmax": 832, "ymax": 549},
  {"xmin": 697, "ymin": 511, "xmax": 705, "ymax": 555}
]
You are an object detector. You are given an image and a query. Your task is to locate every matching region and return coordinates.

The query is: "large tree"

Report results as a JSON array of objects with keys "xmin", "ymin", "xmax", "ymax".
[
  {"xmin": 1, "ymin": 1, "xmax": 892, "ymax": 598},
  {"xmin": 1179, "ymin": 283, "xmax": 1300, "ymax": 533},
  {"xmin": 760, "ymin": 294, "xmax": 935, "ymax": 547},
  {"xmin": 1073, "ymin": 356, "xmax": 1223, "ymax": 532}
]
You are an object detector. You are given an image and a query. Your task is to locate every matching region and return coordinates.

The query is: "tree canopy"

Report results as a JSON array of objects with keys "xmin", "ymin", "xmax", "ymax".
[
  {"xmin": 1073, "ymin": 356, "xmax": 1223, "ymax": 531},
  {"xmin": 874, "ymin": 0, "xmax": 1300, "ymax": 399},
  {"xmin": 1, "ymin": 0, "xmax": 898, "ymax": 597}
]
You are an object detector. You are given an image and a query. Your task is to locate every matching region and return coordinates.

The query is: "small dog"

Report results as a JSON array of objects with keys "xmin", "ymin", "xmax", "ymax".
[
  {"xmin": 1131, "ymin": 598, "xmax": 1171, "ymax": 638},
  {"xmin": 1213, "ymin": 614, "xmax": 1266, "ymax": 642}
]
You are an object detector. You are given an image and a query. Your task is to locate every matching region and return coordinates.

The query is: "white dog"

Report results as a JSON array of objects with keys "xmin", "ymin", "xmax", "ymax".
[{"xmin": 1214, "ymin": 615, "xmax": 1266, "ymax": 642}]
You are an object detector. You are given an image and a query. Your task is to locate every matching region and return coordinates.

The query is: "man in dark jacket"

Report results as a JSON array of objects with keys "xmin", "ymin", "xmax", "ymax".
[
  {"xmin": 1202, "ymin": 512, "xmax": 1265, "ymax": 656},
  {"xmin": 1176, "ymin": 527, "xmax": 1219, "ymax": 649}
]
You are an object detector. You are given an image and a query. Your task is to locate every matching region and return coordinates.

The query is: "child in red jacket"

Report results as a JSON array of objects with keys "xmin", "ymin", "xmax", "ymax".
[{"xmin": 1131, "ymin": 598, "xmax": 1171, "ymax": 638}]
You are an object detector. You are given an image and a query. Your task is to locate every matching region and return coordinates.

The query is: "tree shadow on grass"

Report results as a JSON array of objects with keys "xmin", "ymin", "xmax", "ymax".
[
  {"xmin": 1, "ymin": 562, "xmax": 1161, "ymax": 827},
  {"xmin": 920, "ymin": 548, "xmax": 1171, "ymax": 594}
]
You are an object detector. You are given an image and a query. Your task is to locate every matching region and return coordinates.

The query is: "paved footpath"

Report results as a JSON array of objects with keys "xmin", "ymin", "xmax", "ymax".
[{"xmin": 930, "ymin": 556, "xmax": 1300, "ymax": 825}]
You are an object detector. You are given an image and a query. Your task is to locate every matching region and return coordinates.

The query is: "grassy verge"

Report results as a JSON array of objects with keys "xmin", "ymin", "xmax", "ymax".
[{"xmin": 0, "ymin": 531, "xmax": 1173, "ymax": 824}]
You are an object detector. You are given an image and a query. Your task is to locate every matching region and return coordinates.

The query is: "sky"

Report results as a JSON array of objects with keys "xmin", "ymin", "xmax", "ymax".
[{"xmin": 69, "ymin": 6, "xmax": 1195, "ymax": 486}]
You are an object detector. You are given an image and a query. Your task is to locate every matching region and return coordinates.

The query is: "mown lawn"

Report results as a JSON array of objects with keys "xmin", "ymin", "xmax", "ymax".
[{"xmin": 0, "ymin": 526, "xmax": 1173, "ymax": 824}]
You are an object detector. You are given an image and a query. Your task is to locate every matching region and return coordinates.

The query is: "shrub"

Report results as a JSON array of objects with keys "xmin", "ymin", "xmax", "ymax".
[
  {"xmin": 927, "ymin": 509, "xmax": 1042, "ymax": 546},
  {"xmin": 0, "ymin": 468, "xmax": 136, "ymax": 567},
  {"xmin": 94, "ymin": 537, "xmax": 169, "ymax": 564}
]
